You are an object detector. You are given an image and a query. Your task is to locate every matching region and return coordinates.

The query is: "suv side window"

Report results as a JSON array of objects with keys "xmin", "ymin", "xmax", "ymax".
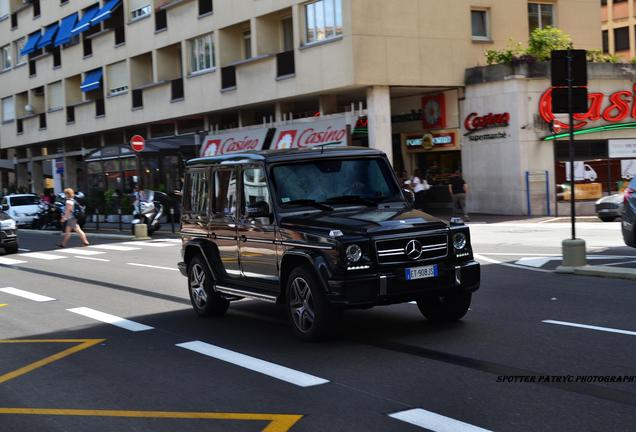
[
  {"xmin": 213, "ymin": 168, "xmax": 238, "ymax": 220},
  {"xmin": 184, "ymin": 169, "xmax": 210, "ymax": 216},
  {"xmin": 242, "ymin": 166, "xmax": 273, "ymax": 223}
]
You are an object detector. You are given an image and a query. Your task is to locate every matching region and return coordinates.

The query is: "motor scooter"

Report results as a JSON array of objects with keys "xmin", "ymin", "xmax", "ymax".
[{"xmin": 131, "ymin": 190, "xmax": 165, "ymax": 235}]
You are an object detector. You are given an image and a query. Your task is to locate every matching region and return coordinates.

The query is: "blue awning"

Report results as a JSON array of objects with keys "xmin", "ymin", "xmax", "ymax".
[
  {"xmin": 91, "ymin": 0, "xmax": 121, "ymax": 25},
  {"xmin": 55, "ymin": 13, "xmax": 78, "ymax": 46},
  {"xmin": 20, "ymin": 32, "xmax": 41, "ymax": 56},
  {"xmin": 71, "ymin": 6, "xmax": 99, "ymax": 36},
  {"xmin": 81, "ymin": 69, "xmax": 103, "ymax": 92},
  {"xmin": 36, "ymin": 23, "xmax": 59, "ymax": 50}
]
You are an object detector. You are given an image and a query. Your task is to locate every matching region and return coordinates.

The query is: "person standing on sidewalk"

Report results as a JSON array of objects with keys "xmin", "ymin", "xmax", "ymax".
[
  {"xmin": 58, "ymin": 188, "xmax": 89, "ymax": 248},
  {"xmin": 448, "ymin": 170, "xmax": 469, "ymax": 221}
]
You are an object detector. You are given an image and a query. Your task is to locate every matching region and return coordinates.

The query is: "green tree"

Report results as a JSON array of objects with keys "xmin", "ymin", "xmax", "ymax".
[{"xmin": 526, "ymin": 26, "xmax": 572, "ymax": 61}]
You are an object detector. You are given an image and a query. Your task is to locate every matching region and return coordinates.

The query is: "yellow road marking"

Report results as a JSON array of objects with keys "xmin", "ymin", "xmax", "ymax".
[
  {"xmin": 0, "ymin": 408, "xmax": 303, "ymax": 432},
  {"xmin": 0, "ymin": 304, "xmax": 7, "ymax": 307},
  {"xmin": 0, "ymin": 339, "xmax": 104, "ymax": 384}
]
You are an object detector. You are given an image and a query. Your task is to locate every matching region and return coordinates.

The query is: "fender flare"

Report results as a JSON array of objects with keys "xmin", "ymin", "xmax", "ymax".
[
  {"xmin": 279, "ymin": 249, "xmax": 333, "ymax": 298},
  {"xmin": 183, "ymin": 238, "xmax": 221, "ymax": 281}
]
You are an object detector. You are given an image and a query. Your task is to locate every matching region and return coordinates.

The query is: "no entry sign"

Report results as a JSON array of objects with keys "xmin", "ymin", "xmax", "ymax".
[{"xmin": 130, "ymin": 135, "xmax": 145, "ymax": 152}]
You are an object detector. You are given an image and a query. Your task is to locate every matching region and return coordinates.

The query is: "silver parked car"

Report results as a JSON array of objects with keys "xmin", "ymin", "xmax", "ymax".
[{"xmin": 595, "ymin": 193, "xmax": 623, "ymax": 222}]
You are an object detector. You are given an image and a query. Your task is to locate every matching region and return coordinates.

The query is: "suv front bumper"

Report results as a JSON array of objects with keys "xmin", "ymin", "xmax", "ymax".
[
  {"xmin": 0, "ymin": 229, "xmax": 18, "ymax": 248},
  {"xmin": 326, "ymin": 260, "xmax": 480, "ymax": 307}
]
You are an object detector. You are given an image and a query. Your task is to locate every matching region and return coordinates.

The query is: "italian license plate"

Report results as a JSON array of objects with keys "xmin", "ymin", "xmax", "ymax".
[{"xmin": 405, "ymin": 265, "xmax": 438, "ymax": 281}]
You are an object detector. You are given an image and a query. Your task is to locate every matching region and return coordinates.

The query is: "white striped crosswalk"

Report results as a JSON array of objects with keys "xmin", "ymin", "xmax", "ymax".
[
  {"xmin": 55, "ymin": 248, "xmax": 106, "ymax": 256},
  {"xmin": 89, "ymin": 244, "xmax": 141, "ymax": 251},
  {"xmin": 19, "ymin": 252, "xmax": 67, "ymax": 260},
  {"xmin": 0, "ymin": 257, "xmax": 27, "ymax": 265}
]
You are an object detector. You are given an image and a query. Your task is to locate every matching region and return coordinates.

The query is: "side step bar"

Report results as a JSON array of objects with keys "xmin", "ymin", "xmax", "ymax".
[{"xmin": 215, "ymin": 285, "xmax": 278, "ymax": 303}]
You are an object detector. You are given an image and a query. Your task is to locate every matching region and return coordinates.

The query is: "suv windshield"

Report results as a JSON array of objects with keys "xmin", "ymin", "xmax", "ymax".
[
  {"xmin": 272, "ymin": 158, "xmax": 402, "ymax": 208},
  {"xmin": 9, "ymin": 195, "xmax": 39, "ymax": 206}
]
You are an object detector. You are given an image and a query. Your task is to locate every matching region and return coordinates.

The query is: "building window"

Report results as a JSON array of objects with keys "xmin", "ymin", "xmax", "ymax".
[
  {"xmin": 2, "ymin": 96, "xmax": 14, "ymax": 122},
  {"xmin": 155, "ymin": 9, "xmax": 167, "ymax": 31},
  {"xmin": 243, "ymin": 30, "xmax": 252, "ymax": 59},
  {"xmin": 602, "ymin": 30, "xmax": 609, "ymax": 53},
  {"xmin": 282, "ymin": 17, "xmax": 294, "ymax": 51},
  {"xmin": 471, "ymin": 9, "xmax": 490, "ymax": 40},
  {"xmin": 107, "ymin": 60, "xmax": 128, "ymax": 96},
  {"xmin": 131, "ymin": 4, "xmax": 151, "ymax": 20},
  {"xmin": 614, "ymin": 26, "xmax": 629, "ymax": 51},
  {"xmin": 0, "ymin": 0, "xmax": 9, "ymax": 19},
  {"xmin": 189, "ymin": 33, "xmax": 215, "ymax": 73},
  {"xmin": 13, "ymin": 38, "xmax": 26, "ymax": 66},
  {"xmin": 528, "ymin": 3, "xmax": 554, "ymax": 32},
  {"xmin": 199, "ymin": 0, "xmax": 213, "ymax": 16},
  {"xmin": 47, "ymin": 81, "xmax": 63, "ymax": 110},
  {"xmin": 1, "ymin": 44, "xmax": 11, "ymax": 71},
  {"xmin": 33, "ymin": 0, "xmax": 40, "ymax": 18},
  {"xmin": 304, "ymin": 0, "xmax": 343, "ymax": 44}
]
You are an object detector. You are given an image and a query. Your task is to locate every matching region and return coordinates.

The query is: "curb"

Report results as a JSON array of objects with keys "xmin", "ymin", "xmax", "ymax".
[{"xmin": 556, "ymin": 265, "xmax": 636, "ymax": 281}]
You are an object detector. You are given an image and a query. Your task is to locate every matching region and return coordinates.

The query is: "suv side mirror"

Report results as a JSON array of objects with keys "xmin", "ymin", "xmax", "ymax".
[
  {"xmin": 1, "ymin": 203, "xmax": 8, "ymax": 212},
  {"xmin": 403, "ymin": 189, "xmax": 415, "ymax": 205},
  {"xmin": 246, "ymin": 201, "xmax": 271, "ymax": 219}
]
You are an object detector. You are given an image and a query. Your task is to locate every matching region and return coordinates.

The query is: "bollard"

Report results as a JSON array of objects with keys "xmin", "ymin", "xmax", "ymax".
[
  {"xmin": 118, "ymin": 208, "xmax": 122, "ymax": 232},
  {"xmin": 95, "ymin": 209, "xmax": 100, "ymax": 231},
  {"xmin": 134, "ymin": 223, "xmax": 151, "ymax": 240},
  {"xmin": 170, "ymin": 207, "xmax": 175, "ymax": 233}
]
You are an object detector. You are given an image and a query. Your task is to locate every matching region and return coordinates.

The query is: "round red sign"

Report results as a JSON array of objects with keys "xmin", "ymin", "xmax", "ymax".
[{"xmin": 130, "ymin": 135, "xmax": 145, "ymax": 152}]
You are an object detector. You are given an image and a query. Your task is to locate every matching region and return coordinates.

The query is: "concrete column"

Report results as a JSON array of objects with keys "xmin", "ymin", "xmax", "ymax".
[
  {"xmin": 63, "ymin": 156, "xmax": 78, "ymax": 191},
  {"xmin": 31, "ymin": 160, "xmax": 44, "ymax": 195},
  {"xmin": 275, "ymin": 102, "xmax": 292, "ymax": 122},
  {"xmin": 319, "ymin": 95, "xmax": 338, "ymax": 115},
  {"xmin": 366, "ymin": 86, "xmax": 393, "ymax": 163},
  {"xmin": 16, "ymin": 163, "xmax": 28, "ymax": 193}
]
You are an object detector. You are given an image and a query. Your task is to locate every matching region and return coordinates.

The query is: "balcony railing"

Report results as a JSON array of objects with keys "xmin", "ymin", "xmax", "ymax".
[
  {"xmin": 221, "ymin": 66, "xmax": 236, "ymax": 90},
  {"xmin": 276, "ymin": 50, "xmax": 295, "ymax": 78}
]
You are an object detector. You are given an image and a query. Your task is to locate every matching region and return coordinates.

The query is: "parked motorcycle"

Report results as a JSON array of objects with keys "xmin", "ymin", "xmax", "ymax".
[{"xmin": 131, "ymin": 190, "xmax": 166, "ymax": 235}]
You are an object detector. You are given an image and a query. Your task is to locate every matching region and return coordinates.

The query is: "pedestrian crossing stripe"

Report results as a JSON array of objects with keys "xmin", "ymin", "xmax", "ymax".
[
  {"xmin": 0, "ymin": 339, "xmax": 104, "ymax": 384},
  {"xmin": 0, "ymin": 408, "xmax": 303, "ymax": 431},
  {"xmin": 18, "ymin": 252, "xmax": 67, "ymax": 260}
]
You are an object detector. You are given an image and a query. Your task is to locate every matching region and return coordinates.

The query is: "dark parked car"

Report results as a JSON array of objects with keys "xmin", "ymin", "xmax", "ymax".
[
  {"xmin": 595, "ymin": 193, "xmax": 623, "ymax": 222},
  {"xmin": 1, "ymin": 205, "xmax": 18, "ymax": 254},
  {"xmin": 621, "ymin": 178, "xmax": 636, "ymax": 247},
  {"xmin": 178, "ymin": 147, "xmax": 480, "ymax": 340}
]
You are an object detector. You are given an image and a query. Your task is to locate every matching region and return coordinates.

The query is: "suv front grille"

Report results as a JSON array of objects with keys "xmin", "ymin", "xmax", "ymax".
[
  {"xmin": 1, "ymin": 229, "xmax": 16, "ymax": 238},
  {"xmin": 376, "ymin": 233, "xmax": 448, "ymax": 264}
]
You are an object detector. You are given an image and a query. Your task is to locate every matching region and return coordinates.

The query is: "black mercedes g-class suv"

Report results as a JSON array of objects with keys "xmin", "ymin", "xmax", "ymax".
[{"xmin": 178, "ymin": 147, "xmax": 479, "ymax": 340}]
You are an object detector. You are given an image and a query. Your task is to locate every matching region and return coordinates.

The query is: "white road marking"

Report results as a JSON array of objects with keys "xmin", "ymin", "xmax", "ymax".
[
  {"xmin": 17, "ymin": 248, "xmax": 31, "ymax": 252},
  {"xmin": 89, "ymin": 244, "xmax": 141, "ymax": 251},
  {"xmin": 19, "ymin": 252, "xmax": 66, "ymax": 260},
  {"xmin": 122, "ymin": 241, "xmax": 173, "ymax": 248},
  {"xmin": 67, "ymin": 307, "xmax": 154, "ymax": 332},
  {"xmin": 55, "ymin": 248, "xmax": 106, "ymax": 256},
  {"xmin": 127, "ymin": 263, "xmax": 179, "ymax": 271},
  {"xmin": 537, "ymin": 217, "xmax": 561, "ymax": 224},
  {"xmin": 388, "ymin": 408, "xmax": 492, "ymax": 432},
  {"xmin": 543, "ymin": 320, "xmax": 636, "ymax": 337},
  {"xmin": 0, "ymin": 257, "xmax": 27, "ymax": 265},
  {"xmin": 474, "ymin": 254, "xmax": 552, "ymax": 273},
  {"xmin": 75, "ymin": 256, "xmax": 111, "ymax": 262},
  {"xmin": 603, "ymin": 260, "xmax": 636, "ymax": 267},
  {"xmin": 176, "ymin": 341, "xmax": 329, "ymax": 387},
  {"xmin": 478, "ymin": 253, "xmax": 561, "ymax": 257},
  {"xmin": 152, "ymin": 239, "xmax": 181, "ymax": 244},
  {"xmin": 515, "ymin": 257, "xmax": 553, "ymax": 268},
  {"xmin": 0, "ymin": 287, "xmax": 55, "ymax": 302}
]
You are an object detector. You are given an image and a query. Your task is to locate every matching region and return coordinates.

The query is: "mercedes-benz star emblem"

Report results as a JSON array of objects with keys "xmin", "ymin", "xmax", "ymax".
[{"xmin": 405, "ymin": 239, "xmax": 423, "ymax": 260}]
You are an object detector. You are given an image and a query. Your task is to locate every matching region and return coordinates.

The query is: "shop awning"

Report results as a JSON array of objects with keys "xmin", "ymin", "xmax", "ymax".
[
  {"xmin": 20, "ymin": 32, "xmax": 41, "ymax": 56},
  {"xmin": 81, "ymin": 69, "xmax": 103, "ymax": 92},
  {"xmin": 91, "ymin": 0, "xmax": 121, "ymax": 26},
  {"xmin": 54, "ymin": 13, "xmax": 78, "ymax": 46},
  {"xmin": 71, "ymin": 6, "xmax": 100, "ymax": 36},
  {"xmin": 36, "ymin": 23, "xmax": 59, "ymax": 50}
]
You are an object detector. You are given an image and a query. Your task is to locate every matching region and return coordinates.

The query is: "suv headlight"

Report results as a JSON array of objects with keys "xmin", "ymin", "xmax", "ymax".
[
  {"xmin": 346, "ymin": 244, "xmax": 362, "ymax": 263},
  {"xmin": 1, "ymin": 219, "xmax": 16, "ymax": 230},
  {"xmin": 453, "ymin": 233, "xmax": 467, "ymax": 250}
]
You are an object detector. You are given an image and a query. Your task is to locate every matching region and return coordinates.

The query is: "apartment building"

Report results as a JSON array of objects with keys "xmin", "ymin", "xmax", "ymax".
[
  {"xmin": 600, "ymin": 0, "xmax": 636, "ymax": 59},
  {"xmin": 0, "ymin": 0, "xmax": 599, "ymax": 200}
]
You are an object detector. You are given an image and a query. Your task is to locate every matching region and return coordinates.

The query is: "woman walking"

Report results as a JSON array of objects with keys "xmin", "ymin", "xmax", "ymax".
[{"xmin": 58, "ymin": 188, "xmax": 89, "ymax": 248}]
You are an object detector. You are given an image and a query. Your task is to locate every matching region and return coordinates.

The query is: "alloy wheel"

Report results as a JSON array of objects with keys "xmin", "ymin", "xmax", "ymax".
[
  {"xmin": 189, "ymin": 263, "xmax": 208, "ymax": 309},
  {"xmin": 289, "ymin": 277, "xmax": 315, "ymax": 333}
]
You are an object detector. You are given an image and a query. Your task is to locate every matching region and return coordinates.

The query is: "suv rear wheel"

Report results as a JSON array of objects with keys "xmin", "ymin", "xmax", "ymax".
[
  {"xmin": 188, "ymin": 255, "xmax": 229, "ymax": 317},
  {"xmin": 417, "ymin": 292, "xmax": 471, "ymax": 323},
  {"xmin": 286, "ymin": 265, "xmax": 331, "ymax": 341}
]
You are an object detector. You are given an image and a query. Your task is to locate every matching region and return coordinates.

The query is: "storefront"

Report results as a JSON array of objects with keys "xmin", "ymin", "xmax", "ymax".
[{"xmin": 462, "ymin": 63, "xmax": 636, "ymax": 215}]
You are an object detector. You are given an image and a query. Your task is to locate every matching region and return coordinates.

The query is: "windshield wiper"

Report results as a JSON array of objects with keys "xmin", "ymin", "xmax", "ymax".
[
  {"xmin": 324, "ymin": 195, "xmax": 378, "ymax": 207},
  {"xmin": 284, "ymin": 199, "xmax": 334, "ymax": 211}
]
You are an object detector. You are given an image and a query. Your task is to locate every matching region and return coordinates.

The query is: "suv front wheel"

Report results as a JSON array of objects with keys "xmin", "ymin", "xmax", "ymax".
[
  {"xmin": 417, "ymin": 292, "xmax": 471, "ymax": 323},
  {"xmin": 286, "ymin": 265, "xmax": 331, "ymax": 341},
  {"xmin": 188, "ymin": 255, "xmax": 229, "ymax": 317}
]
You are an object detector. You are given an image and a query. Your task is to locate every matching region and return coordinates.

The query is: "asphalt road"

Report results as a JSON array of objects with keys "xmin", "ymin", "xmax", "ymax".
[{"xmin": 0, "ymin": 224, "xmax": 635, "ymax": 432}]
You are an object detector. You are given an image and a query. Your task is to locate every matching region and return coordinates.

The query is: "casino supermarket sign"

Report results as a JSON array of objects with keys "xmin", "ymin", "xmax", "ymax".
[{"xmin": 539, "ymin": 85, "xmax": 636, "ymax": 140}]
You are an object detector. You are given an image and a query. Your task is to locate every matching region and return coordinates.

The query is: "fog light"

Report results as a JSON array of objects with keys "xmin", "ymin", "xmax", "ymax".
[{"xmin": 346, "ymin": 244, "xmax": 362, "ymax": 263}]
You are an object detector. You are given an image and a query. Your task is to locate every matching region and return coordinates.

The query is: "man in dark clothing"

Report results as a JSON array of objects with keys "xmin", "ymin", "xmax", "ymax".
[{"xmin": 448, "ymin": 170, "xmax": 469, "ymax": 221}]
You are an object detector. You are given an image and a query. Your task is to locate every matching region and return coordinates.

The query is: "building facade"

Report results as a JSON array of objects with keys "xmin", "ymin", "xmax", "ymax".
[
  {"xmin": 601, "ymin": 0, "xmax": 636, "ymax": 59},
  {"xmin": 0, "ymin": 0, "xmax": 600, "ymax": 209}
]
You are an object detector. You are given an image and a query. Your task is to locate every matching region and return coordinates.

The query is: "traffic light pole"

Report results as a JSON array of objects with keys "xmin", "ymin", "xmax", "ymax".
[{"xmin": 567, "ymin": 49, "xmax": 576, "ymax": 240}]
